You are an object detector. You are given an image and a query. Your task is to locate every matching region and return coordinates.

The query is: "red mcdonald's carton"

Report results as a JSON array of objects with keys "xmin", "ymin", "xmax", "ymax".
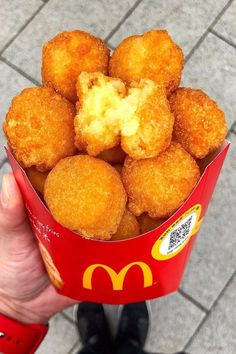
[{"xmin": 5, "ymin": 141, "xmax": 230, "ymax": 304}]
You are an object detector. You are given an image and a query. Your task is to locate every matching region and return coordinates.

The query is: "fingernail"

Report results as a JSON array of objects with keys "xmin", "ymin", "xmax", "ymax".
[{"xmin": 1, "ymin": 175, "xmax": 10, "ymax": 208}]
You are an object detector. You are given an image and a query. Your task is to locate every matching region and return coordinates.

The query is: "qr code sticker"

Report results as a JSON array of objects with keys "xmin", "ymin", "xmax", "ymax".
[{"xmin": 168, "ymin": 215, "xmax": 193, "ymax": 253}]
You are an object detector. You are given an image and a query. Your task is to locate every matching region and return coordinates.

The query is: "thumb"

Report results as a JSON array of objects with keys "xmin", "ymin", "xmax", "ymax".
[{"xmin": 0, "ymin": 173, "xmax": 34, "ymax": 250}]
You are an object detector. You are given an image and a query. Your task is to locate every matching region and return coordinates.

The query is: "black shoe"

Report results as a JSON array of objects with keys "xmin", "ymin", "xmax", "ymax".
[
  {"xmin": 76, "ymin": 302, "xmax": 113, "ymax": 354},
  {"xmin": 114, "ymin": 302, "xmax": 150, "ymax": 351}
]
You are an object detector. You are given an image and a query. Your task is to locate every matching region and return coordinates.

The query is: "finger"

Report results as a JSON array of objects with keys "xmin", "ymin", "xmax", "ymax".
[{"xmin": 0, "ymin": 173, "xmax": 33, "ymax": 246}]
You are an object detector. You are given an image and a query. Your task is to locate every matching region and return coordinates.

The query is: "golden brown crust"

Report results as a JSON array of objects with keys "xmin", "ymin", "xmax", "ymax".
[
  {"xmin": 44, "ymin": 155, "xmax": 127, "ymax": 240},
  {"xmin": 169, "ymin": 88, "xmax": 227, "ymax": 159},
  {"xmin": 109, "ymin": 30, "xmax": 184, "ymax": 96},
  {"xmin": 3, "ymin": 87, "xmax": 76, "ymax": 172},
  {"xmin": 74, "ymin": 72, "xmax": 174, "ymax": 159},
  {"xmin": 42, "ymin": 30, "xmax": 110, "ymax": 102},
  {"xmin": 122, "ymin": 142, "xmax": 200, "ymax": 218},
  {"xmin": 138, "ymin": 213, "xmax": 165, "ymax": 234},
  {"xmin": 121, "ymin": 79, "xmax": 174, "ymax": 159},
  {"xmin": 111, "ymin": 209, "xmax": 140, "ymax": 241}
]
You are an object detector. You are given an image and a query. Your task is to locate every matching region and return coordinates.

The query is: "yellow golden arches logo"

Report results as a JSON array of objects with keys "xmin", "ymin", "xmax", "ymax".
[
  {"xmin": 83, "ymin": 262, "xmax": 153, "ymax": 290},
  {"xmin": 151, "ymin": 204, "xmax": 203, "ymax": 261}
]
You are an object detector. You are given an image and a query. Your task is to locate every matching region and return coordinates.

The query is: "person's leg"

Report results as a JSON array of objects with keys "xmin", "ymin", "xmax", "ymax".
[
  {"xmin": 75, "ymin": 302, "xmax": 113, "ymax": 354},
  {"xmin": 76, "ymin": 346, "xmax": 97, "ymax": 354},
  {"xmin": 114, "ymin": 302, "xmax": 150, "ymax": 354},
  {"xmin": 116, "ymin": 347, "xmax": 187, "ymax": 354},
  {"xmin": 116, "ymin": 349, "xmax": 187, "ymax": 354},
  {"xmin": 114, "ymin": 302, "xmax": 188, "ymax": 354}
]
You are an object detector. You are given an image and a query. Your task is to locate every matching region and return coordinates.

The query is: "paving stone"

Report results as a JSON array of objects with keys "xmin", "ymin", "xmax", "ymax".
[
  {"xmin": 109, "ymin": 0, "xmax": 227, "ymax": 54},
  {"xmin": 181, "ymin": 132, "xmax": 236, "ymax": 309},
  {"xmin": 36, "ymin": 313, "xmax": 78, "ymax": 354},
  {"xmin": 103, "ymin": 304, "xmax": 120, "ymax": 337},
  {"xmin": 214, "ymin": 0, "xmax": 236, "ymax": 47},
  {"xmin": 0, "ymin": 61, "xmax": 34, "ymax": 163},
  {"xmin": 0, "ymin": 0, "xmax": 42, "ymax": 52},
  {"xmin": 182, "ymin": 32, "xmax": 236, "ymax": 128},
  {"xmin": 230, "ymin": 121, "xmax": 236, "ymax": 134},
  {"xmin": 69, "ymin": 341, "xmax": 82, "ymax": 354},
  {"xmin": 145, "ymin": 294, "xmax": 205, "ymax": 353},
  {"xmin": 63, "ymin": 305, "xmax": 75, "ymax": 321},
  {"xmin": 187, "ymin": 273, "xmax": 236, "ymax": 354},
  {"xmin": 2, "ymin": 0, "xmax": 137, "ymax": 83}
]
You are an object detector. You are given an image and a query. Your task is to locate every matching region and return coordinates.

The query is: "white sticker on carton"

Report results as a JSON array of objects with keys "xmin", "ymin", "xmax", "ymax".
[
  {"xmin": 151, "ymin": 204, "xmax": 203, "ymax": 261},
  {"xmin": 159, "ymin": 212, "xmax": 196, "ymax": 255}
]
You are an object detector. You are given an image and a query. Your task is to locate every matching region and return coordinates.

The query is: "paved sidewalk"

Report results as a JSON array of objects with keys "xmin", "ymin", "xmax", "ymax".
[{"xmin": 0, "ymin": 1, "xmax": 235, "ymax": 353}]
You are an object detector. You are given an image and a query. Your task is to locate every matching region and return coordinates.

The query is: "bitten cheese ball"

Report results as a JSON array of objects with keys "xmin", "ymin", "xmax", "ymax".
[
  {"xmin": 111, "ymin": 209, "xmax": 140, "ymax": 241},
  {"xmin": 42, "ymin": 30, "xmax": 110, "ymax": 102},
  {"xmin": 75, "ymin": 72, "xmax": 174, "ymax": 159},
  {"xmin": 169, "ymin": 88, "xmax": 227, "ymax": 159},
  {"xmin": 26, "ymin": 167, "xmax": 48, "ymax": 195},
  {"xmin": 109, "ymin": 30, "xmax": 184, "ymax": 96},
  {"xmin": 138, "ymin": 213, "xmax": 165, "ymax": 234},
  {"xmin": 3, "ymin": 87, "xmax": 76, "ymax": 172},
  {"xmin": 44, "ymin": 155, "xmax": 127, "ymax": 240},
  {"xmin": 122, "ymin": 143, "xmax": 200, "ymax": 218}
]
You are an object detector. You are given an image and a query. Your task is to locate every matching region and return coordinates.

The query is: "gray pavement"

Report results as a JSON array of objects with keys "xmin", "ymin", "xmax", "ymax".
[{"xmin": 0, "ymin": 0, "xmax": 235, "ymax": 353}]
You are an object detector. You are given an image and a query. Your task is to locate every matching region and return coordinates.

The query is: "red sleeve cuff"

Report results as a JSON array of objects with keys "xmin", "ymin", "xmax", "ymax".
[{"xmin": 0, "ymin": 313, "xmax": 48, "ymax": 354}]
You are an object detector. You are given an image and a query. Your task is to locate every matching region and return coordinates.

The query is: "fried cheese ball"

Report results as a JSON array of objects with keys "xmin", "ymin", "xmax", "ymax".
[
  {"xmin": 138, "ymin": 213, "xmax": 165, "ymax": 234},
  {"xmin": 98, "ymin": 146, "xmax": 126, "ymax": 164},
  {"xmin": 111, "ymin": 209, "xmax": 140, "ymax": 241},
  {"xmin": 169, "ymin": 88, "xmax": 227, "ymax": 159},
  {"xmin": 26, "ymin": 167, "xmax": 48, "ymax": 195},
  {"xmin": 44, "ymin": 155, "xmax": 127, "ymax": 240},
  {"xmin": 122, "ymin": 142, "xmax": 200, "ymax": 218},
  {"xmin": 75, "ymin": 72, "xmax": 174, "ymax": 159},
  {"xmin": 3, "ymin": 87, "xmax": 76, "ymax": 172},
  {"xmin": 42, "ymin": 30, "xmax": 110, "ymax": 102},
  {"xmin": 109, "ymin": 30, "xmax": 184, "ymax": 96}
]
